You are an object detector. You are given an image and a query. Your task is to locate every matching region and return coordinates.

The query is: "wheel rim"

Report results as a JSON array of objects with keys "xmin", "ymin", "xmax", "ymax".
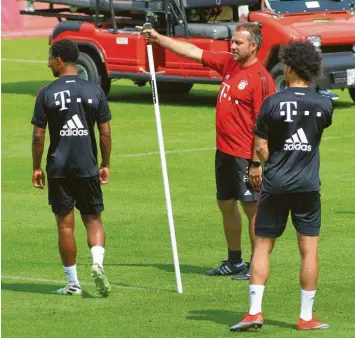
[
  {"xmin": 76, "ymin": 64, "xmax": 89, "ymax": 81},
  {"xmin": 275, "ymin": 74, "xmax": 287, "ymax": 92}
]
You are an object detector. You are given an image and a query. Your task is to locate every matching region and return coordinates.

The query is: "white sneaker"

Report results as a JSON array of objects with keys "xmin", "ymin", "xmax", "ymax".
[{"xmin": 55, "ymin": 284, "xmax": 82, "ymax": 296}]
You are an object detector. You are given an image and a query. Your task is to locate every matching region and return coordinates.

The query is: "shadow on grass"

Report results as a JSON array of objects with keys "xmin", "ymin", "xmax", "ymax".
[
  {"xmin": 333, "ymin": 100, "xmax": 355, "ymax": 109},
  {"xmin": 334, "ymin": 211, "xmax": 355, "ymax": 214},
  {"xmin": 186, "ymin": 309, "xmax": 295, "ymax": 330},
  {"xmin": 1, "ymin": 282, "xmax": 96, "ymax": 298},
  {"xmin": 108, "ymin": 87, "xmax": 218, "ymax": 108},
  {"xmin": 2, "ymin": 80, "xmax": 353, "ymax": 109},
  {"xmin": 105, "ymin": 263, "xmax": 212, "ymax": 275}
]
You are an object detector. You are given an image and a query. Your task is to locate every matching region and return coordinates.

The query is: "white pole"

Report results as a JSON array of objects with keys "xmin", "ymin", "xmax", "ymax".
[{"xmin": 146, "ymin": 43, "xmax": 183, "ymax": 294}]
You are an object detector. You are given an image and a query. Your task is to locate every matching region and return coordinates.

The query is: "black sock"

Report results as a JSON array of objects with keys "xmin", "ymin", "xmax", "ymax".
[{"xmin": 228, "ymin": 248, "xmax": 242, "ymax": 265}]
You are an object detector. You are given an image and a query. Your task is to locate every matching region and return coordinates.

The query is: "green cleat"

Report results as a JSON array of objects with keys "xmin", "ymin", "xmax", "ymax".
[{"xmin": 91, "ymin": 264, "xmax": 111, "ymax": 297}]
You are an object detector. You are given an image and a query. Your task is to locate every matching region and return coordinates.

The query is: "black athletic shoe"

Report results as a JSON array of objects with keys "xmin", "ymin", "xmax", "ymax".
[
  {"xmin": 205, "ymin": 260, "xmax": 246, "ymax": 276},
  {"xmin": 232, "ymin": 262, "xmax": 250, "ymax": 280}
]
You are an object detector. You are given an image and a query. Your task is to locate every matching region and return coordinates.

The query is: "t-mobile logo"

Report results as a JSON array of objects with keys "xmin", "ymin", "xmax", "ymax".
[
  {"xmin": 54, "ymin": 90, "xmax": 71, "ymax": 111},
  {"xmin": 280, "ymin": 101, "xmax": 297, "ymax": 122},
  {"xmin": 219, "ymin": 82, "xmax": 231, "ymax": 102}
]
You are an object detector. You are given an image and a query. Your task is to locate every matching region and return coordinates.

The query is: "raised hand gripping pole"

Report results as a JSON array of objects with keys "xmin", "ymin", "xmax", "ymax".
[{"xmin": 143, "ymin": 22, "xmax": 183, "ymax": 294}]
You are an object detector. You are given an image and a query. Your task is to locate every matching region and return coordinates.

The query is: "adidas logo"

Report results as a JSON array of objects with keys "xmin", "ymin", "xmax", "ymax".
[
  {"xmin": 244, "ymin": 190, "xmax": 252, "ymax": 196},
  {"xmin": 60, "ymin": 114, "xmax": 88, "ymax": 136},
  {"xmin": 284, "ymin": 128, "xmax": 311, "ymax": 152}
]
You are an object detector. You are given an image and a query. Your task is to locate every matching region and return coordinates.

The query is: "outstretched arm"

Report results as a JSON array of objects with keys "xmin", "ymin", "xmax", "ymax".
[{"xmin": 136, "ymin": 26, "xmax": 203, "ymax": 63}]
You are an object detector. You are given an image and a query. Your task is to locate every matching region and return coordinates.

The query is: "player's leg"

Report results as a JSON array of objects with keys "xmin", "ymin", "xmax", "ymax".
[
  {"xmin": 81, "ymin": 214, "xmax": 105, "ymax": 266},
  {"xmin": 232, "ymin": 158, "xmax": 259, "ymax": 280},
  {"xmin": 230, "ymin": 192, "xmax": 288, "ymax": 332},
  {"xmin": 230, "ymin": 237, "xmax": 275, "ymax": 332},
  {"xmin": 292, "ymin": 192, "xmax": 329, "ymax": 330},
  {"xmin": 205, "ymin": 150, "xmax": 247, "ymax": 276},
  {"xmin": 241, "ymin": 201, "xmax": 257, "ymax": 252},
  {"xmin": 81, "ymin": 213, "xmax": 110, "ymax": 297},
  {"xmin": 218, "ymin": 199, "xmax": 242, "ymax": 257},
  {"xmin": 76, "ymin": 176, "xmax": 110, "ymax": 297},
  {"xmin": 48, "ymin": 178, "xmax": 82, "ymax": 296}
]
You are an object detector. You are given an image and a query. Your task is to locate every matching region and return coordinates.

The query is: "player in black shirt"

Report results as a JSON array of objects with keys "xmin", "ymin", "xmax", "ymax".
[
  {"xmin": 31, "ymin": 39, "xmax": 112, "ymax": 297},
  {"xmin": 230, "ymin": 41, "xmax": 333, "ymax": 332}
]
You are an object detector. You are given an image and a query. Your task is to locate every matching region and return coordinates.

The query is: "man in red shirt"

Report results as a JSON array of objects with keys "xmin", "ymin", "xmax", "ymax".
[{"xmin": 137, "ymin": 23, "xmax": 275, "ymax": 280}]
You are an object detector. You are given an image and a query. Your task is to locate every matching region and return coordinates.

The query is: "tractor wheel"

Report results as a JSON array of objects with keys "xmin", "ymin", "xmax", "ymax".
[
  {"xmin": 270, "ymin": 63, "xmax": 287, "ymax": 92},
  {"xmin": 76, "ymin": 52, "xmax": 111, "ymax": 96}
]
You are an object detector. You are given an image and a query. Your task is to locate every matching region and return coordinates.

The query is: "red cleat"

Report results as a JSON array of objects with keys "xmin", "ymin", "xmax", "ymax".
[
  {"xmin": 230, "ymin": 313, "xmax": 264, "ymax": 332},
  {"xmin": 296, "ymin": 315, "xmax": 330, "ymax": 330}
]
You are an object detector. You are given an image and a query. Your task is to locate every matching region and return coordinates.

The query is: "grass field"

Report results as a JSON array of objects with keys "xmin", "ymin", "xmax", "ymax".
[{"xmin": 1, "ymin": 38, "xmax": 355, "ymax": 337}]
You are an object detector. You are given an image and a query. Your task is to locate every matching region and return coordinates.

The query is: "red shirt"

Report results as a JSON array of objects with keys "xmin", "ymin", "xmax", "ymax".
[{"xmin": 202, "ymin": 51, "xmax": 276, "ymax": 159}]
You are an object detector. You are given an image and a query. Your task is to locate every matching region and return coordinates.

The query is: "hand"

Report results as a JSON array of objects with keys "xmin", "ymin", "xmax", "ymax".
[
  {"xmin": 99, "ymin": 167, "xmax": 109, "ymax": 185},
  {"xmin": 249, "ymin": 165, "xmax": 262, "ymax": 191},
  {"xmin": 32, "ymin": 169, "xmax": 45, "ymax": 189},
  {"xmin": 135, "ymin": 26, "xmax": 160, "ymax": 44}
]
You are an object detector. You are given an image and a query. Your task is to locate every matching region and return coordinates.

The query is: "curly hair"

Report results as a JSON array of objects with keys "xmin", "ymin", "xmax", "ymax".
[
  {"xmin": 50, "ymin": 39, "xmax": 79, "ymax": 64},
  {"xmin": 279, "ymin": 41, "xmax": 322, "ymax": 82}
]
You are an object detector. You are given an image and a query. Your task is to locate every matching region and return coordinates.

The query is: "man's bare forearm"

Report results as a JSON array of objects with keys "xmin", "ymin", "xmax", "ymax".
[
  {"xmin": 252, "ymin": 141, "xmax": 261, "ymax": 162},
  {"xmin": 256, "ymin": 148, "xmax": 269, "ymax": 165},
  {"xmin": 32, "ymin": 127, "xmax": 45, "ymax": 170},
  {"xmin": 156, "ymin": 35, "xmax": 203, "ymax": 62},
  {"xmin": 99, "ymin": 131, "xmax": 111, "ymax": 167},
  {"xmin": 254, "ymin": 137, "xmax": 269, "ymax": 165}
]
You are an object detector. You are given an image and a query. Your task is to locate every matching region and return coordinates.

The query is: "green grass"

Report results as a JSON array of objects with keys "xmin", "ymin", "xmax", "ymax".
[{"xmin": 2, "ymin": 37, "xmax": 355, "ymax": 337}]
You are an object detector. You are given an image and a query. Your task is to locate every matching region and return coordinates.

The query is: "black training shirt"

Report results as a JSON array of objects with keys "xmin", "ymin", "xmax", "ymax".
[
  {"xmin": 31, "ymin": 75, "xmax": 111, "ymax": 178},
  {"xmin": 253, "ymin": 87, "xmax": 333, "ymax": 193}
]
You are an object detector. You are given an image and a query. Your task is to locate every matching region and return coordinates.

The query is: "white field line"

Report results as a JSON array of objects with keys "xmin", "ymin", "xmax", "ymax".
[
  {"xmin": 1, "ymin": 58, "xmax": 45, "ymax": 63},
  {"xmin": 113, "ymin": 147, "xmax": 215, "ymax": 158},
  {"xmin": 323, "ymin": 135, "xmax": 354, "ymax": 140},
  {"xmin": 1, "ymin": 275, "xmax": 170, "ymax": 293},
  {"xmin": 113, "ymin": 135, "xmax": 354, "ymax": 158}
]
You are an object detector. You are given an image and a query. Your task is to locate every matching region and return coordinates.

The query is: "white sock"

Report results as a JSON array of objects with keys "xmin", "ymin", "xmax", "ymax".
[
  {"xmin": 91, "ymin": 246, "xmax": 105, "ymax": 268},
  {"xmin": 300, "ymin": 289, "xmax": 316, "ymax": 321},
  {"xmin": 63, "ymin": 265, "xmax": 80, "ymax": 286},
  {"xmin": 249, "ymin": 284, "xmax": 265, "ymax": 315}
]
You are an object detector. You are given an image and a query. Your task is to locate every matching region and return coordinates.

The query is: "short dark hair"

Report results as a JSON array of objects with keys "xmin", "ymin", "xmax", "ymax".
[
  {"xmin": 235, "ymin": 23, "xmax": 262, "ymax": 50},
  {"xmin": 279, "ymin": 41, "xmax": 322, "ymax": 82},
  {"xmin": 50, "ymin": 39, "xmax": 79, "ymax": 64}
]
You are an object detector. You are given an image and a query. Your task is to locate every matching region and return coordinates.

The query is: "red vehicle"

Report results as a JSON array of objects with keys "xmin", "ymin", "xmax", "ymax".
[{"xmin": 20, "ymin": 0, "xmax": 355, "ymax": 102}]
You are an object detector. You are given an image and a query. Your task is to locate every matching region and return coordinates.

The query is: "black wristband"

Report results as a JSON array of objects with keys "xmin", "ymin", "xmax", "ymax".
[
  {"xmin": 250, "ymin": 161, "xmax": 261, "ymax": 167},
  {"xmin": 100, "ymin": 163, "xmax": 110, "ymax": 169}
]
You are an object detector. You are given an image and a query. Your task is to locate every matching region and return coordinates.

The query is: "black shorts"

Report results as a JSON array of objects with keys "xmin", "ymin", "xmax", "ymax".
[
  {"xmin": 48, "ymin": 176, "xmax": 104, "ymax": 216},
  {"xmin": 215, "ymin": 150, "xmax": 259, "ymax": 201},
  {"xmin": 255, "ymin": 191, "xmax": 321, "ymax": 238}
]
